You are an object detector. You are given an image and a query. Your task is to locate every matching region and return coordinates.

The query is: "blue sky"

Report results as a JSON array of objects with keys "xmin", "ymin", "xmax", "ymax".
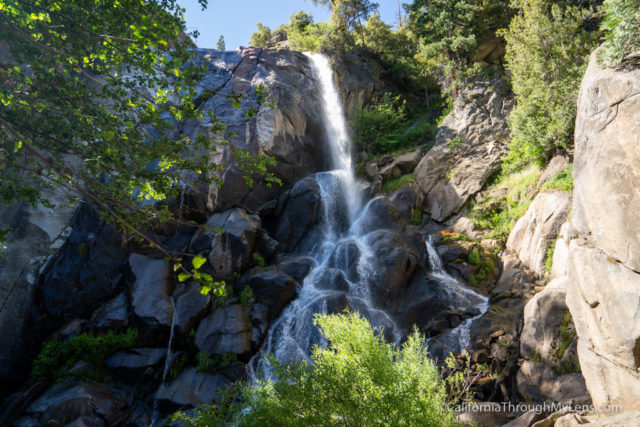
[{"xmin": 178, "ymin": 0, "xmax": 403, "ymax": 50}]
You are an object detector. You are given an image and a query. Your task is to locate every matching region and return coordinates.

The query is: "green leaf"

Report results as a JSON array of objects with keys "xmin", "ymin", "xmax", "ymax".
[
  {"xmin": 192, "ymin": 255, "xmax": 207, "ymax": 270},
  {"xmin": 178, "ymin": 272, "xmax": 191, "ymax": 282}
]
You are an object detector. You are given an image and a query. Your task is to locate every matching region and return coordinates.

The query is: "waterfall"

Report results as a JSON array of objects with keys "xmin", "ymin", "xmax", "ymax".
[{"xmin": 248, "ymin": 54, "xmax": 487, "ymax": 379}]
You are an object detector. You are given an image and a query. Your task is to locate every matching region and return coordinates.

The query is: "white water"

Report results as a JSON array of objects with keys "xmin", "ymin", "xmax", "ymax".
[{"xmin": 425, "ymin": 237, "xmax": 489, "ymax": 355}]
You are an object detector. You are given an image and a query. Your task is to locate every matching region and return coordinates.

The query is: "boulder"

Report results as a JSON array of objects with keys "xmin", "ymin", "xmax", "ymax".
[
  {"xmin": 550, "ymin": 223, "xmax": 573, "ymax": 280},
  {"xmin": 388, "ymin": 183, "xmax": 424, "ymax": 220},
  {"xmin": 192, "ymin": 208, "xmax": 261, "ymax": 280},
  {"xmin": 506, "ymin": 191, "xmax": 571, "ymax": 276},
  {"xmin": 88, "ymin": 292, "xmax": 129, "ymax": 332},
  {"xmin": 353, "ymin": 197, "xmax": 407, "ymax": 235},
  {"xmin": 37, "ymin": 205, "xmax": 129, "ymax": 319},
  {"xmin": 555, "ymin": 411, "xmax": 640, "ymax": 426},
  {"xmin": 238, "ymin": 266, "xmax": 297, "ymax": 321},
  {"xmin": 416, "ymin": 79, "xmax": 513, "ymax": 221},
  {"xmin": 195, "ymin": 304, "xmax": 252, "ymax": 355},
  {"xmin": 520, "ymin": 277, "xmax": 570, "ymax": 362},
  {"xmin": 573, "ymin": 50, "xmax": 640, "ymax": 272},
  {"xmin": 274, "ymin": 176, "xmax": 322, "ymax": 253},
  {"xmin": 566, "ymin": 239, "xmax": 640, "ymax": 411},
  {"xmin": 173, "ymin": 282, "xmax": 210, "ymax": 336},
  {"xmin": 19, "ymin": 379, "xmax": 130, "ymax": 426},
  {"xmin": 154, "ymin": 367, "xmax": 231, "ymax": 408},
  {"xmin": 379, "ymin": 150, "xmax": 422, "ymax": 179},
  {"xmin": 517, "ymin": 361, "xmax": 589, "ymax": 404},
  {"xmin": 537, "ymin": 155, "xmax": 569, "ymax": 189},
  {"xmin": 106, "ymin": 348, "xmax": 166, "ymax": 376},
  {"xmin": 128, "ymin": 254, "xmax": 174, "ymax": 336}
]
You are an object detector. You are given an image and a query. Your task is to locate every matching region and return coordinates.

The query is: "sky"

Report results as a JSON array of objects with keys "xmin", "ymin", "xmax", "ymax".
[{"xmin": 178, "ymin": 0, "xmax": 403, "ymax": 50}]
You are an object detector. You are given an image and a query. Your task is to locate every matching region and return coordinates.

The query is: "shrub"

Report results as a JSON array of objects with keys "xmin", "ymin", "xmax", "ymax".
[
  {"xmin": 381, "ymin": 173, "xmax": 415, "ymax": 193},
  {"xmin": 240, "ymin": 285, "xmax": 255, "ymax": 306},
  {"xmin": 545, "ymin": 241, "xmax": 557, "ymax": 274},
  {"xmin": 31, "ymin": 329, "xmax": 138, "ymax": 382},
  {"xmin": 354, "ymin": 93, "xmax": 406, "ymax": 153},
  {"xmin": 196, "ymin": 352, "xmax": 238, "ymax": 373},
  {"xmin": 467, "ymin": 248, "xmax": 481, "ymax": 265},
  {"xmin": 177, "ymin": 312, "xmax": 456, "ymax": 426},
  {"xmin": 599, "ymin": 0, "xmax": 640, "ymax": 65},
  {"xmin": 541, "ymin": 164, "xmax": 573, "ymax": 192}
]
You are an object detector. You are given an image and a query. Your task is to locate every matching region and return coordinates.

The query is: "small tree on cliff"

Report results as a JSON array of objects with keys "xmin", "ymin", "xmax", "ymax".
[
  {"xmin": 249, "ymin": 22, "xmax": 273, "ymax": 47},
  {"xmin": 599, "ymin": 0, "xmax": 640, "ymax": 65},
  {"xmin": 313, "ymin": 0, "xmax": 379, "ymax": 52},
  {"xmin": 217, "ymin": 35, "xmax": 226, "ymax": 51}
]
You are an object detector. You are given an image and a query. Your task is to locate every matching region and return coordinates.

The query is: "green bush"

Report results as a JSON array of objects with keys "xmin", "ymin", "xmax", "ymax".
[
  {"xmin": 355, "ymin": 93, "xmax": 406, "ymax": 153},
  {"xmin": 196, "ymin": 352, "xmax": 238, "ymax": 373},
  {"xmin": 467, "ymin": 248, "xmax": 481, "ymax": 265},
  {"xmin": 176, "ymin": 311, "xmax": 456, "ymax": 426},
  {"xmin": 381, "ymin": 173, "xmax": 415, "ymax": 193},
  {"xmin": 240, "ymin": 285, "xmax": 255, "ymax": 306},
  {"xmin": 31, "ymin": 329, "xmax": 138, "ymax": 382},
  {"xmin": 599, "ymin": 0, "xmax": 640, "ymax": 65}
]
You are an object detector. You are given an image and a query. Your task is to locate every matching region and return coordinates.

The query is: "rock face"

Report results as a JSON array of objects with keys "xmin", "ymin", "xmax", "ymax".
[
  {"xmin": 195, "ymin": 304, "xmax": 253, "ymax": 355},
  {"xmin": 506, "ymin": 191, "xmax": 571, "ymax": 276},
  {"xmin": 567, "ymin": 49, "xmax": 640, "ymax": 411},
  {"xmin": 0, "ymin": 185, "xmax": 76, "ymax": 382},
  {"xmin": 185, "ymin": 48, "xmax": 382, "ymax": 212},
  {"xmin": 415, "ymin": 79, "xmax": 513, "ymax": 221}
]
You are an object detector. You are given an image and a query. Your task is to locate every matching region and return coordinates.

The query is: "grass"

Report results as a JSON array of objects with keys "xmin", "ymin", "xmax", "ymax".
[
  {"xmin": 553, "ymin": 310, "xmax": 580, "ymax": 375},
  {"xmin": 541, "ymin": 164, "xmax": 573, "ymax": 192},
  {"xmin": 467, "ymin": 165, "xmax": 542, "ymax": 245},
  {"xmin": 381, "ymin": 173, "xmax": 415, "ymax": 193},
  {"xmin": 545, "ymin": 241, "xmax": 556, "ymax": 274},
  {"xmin": 31, "ymin": 329, "xmax": 138, "ymax": 383},
  {"xmin": 197, "ymin": 352, "xmax": 238, "ymax": 373}
]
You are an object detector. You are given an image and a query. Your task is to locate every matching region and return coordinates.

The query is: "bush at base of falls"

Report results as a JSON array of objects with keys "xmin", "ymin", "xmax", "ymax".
[{"xmin": 172, "ymin": 312, "xmax": 456, "ymax": 426}]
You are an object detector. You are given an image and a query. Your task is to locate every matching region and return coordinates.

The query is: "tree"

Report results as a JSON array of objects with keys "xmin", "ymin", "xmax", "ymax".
[
  {"xmin": 313, "ymin": 0, "xmax": 379, "ymax": 52},
  {"xmin": 172, "ymin": 311, "xmax": 457, "ymax": 426},
  {"xmin": 499, "ymin": 0, "xmax": 599, "ymax": 170},
  {"xmin": 249, "ymin": 22, "xmax": 272, "ymax": 47},
  {"xmin": 217, "ymin": 35, "xmax": 226, "ymax": 51},
  {"xmin": 0, "ymin": 1, "xmax": 276, "ymax": 290},
  {"xmin": 599, "ymin": 0, "xmax": 640, "ymax": 65},
  {"xmin": 406, "ymin": 0, "xmax": 478, "ymax": 92}
]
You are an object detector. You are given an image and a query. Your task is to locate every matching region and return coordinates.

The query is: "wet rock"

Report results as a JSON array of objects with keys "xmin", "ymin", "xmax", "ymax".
[
  {"xmin": 248, "ymin": 303, "xmax": 269, "ymax": 345},
  {"xmin": 192, "ymin": 208, "xmax": 261, "ymax": 281},
  {"xmin": 354, "ymin": 197, "xmax": 407, "ymax": 235},
  {"xmin": 106, "ymin": 348, "xmax": 166, "ymax": 376},
  {"xmin": 315, "ymin": 268, "xmax": 351, "ymax": 292},
  {"xmin": 195, "ymin": 304, "xmax": 252, "ymax": 355},
  {"xmin": 88, "ymin": 292, "xmax": 129, "ymax": 332},
  {"xmin": 506, "ymin": 191, "xmax": 571, "ymax": 276},
  {"xmin": 364, "ymin": 230, "xmax": 419, "ymax": 305},
  {"xmin": 277, "ymin": 257, "xmax": 313, "ymax": 282},
  {"xmin": 154, "ymin": 367, "xmax": 231, "ymax": 408},
  {"xmin": 274, "ymin": 176, "xmax": 322, "ymax": 253},
  {"xmin": 238, "ymin": 267, "xmax": 297, "ymax": 321},
  {"xmin": 471, "ymin": 297, "xmax": 525, "ymax": 349},
  {"xmin": 173, "ymin": 282, "xmax": 210, "ymax": 336},
  {"xmin": 255, "ymin": 229, "xmax": 279, "ymax": 259},
  {"xmin": 128, "ymin": 254, "xmax": 174, "ymax": 338},
  {"xmin": 388, "ymin": 183, "xmax": 424, "ymax": 220},
  {"xmin": 20, "ymin": 379, "xmax": 130, "ymax": 426}
]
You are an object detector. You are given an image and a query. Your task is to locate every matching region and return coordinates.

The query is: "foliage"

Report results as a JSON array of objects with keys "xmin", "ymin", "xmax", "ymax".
[
  {"xmin": 217, "ymin": 35, "xmax": 226, "ymax": 51},
  {"xmin": 545, "ymin": 241, "xmax": 557, "ymax": 274},
  {"xmin": 467, "ymin": 248, "xmax": 481, "ymax": 265},
  {"xmin": 180, "ymin": 311, "xmax": 456, "ymax": 426},
  {"xmin": 252, "ymin": 253, "xmax": 266, "ymax": 267},
  {"xmin": 381, "ymin": 173, "xmax": 415, "ymax": 193},
  {"xmin": 410, "ymin": 206, "xmax": 423, "ymax": 225},
  {"xmin": 313, "ymin": 0, "xmax": 379, "ymax": 52},
  {"xmin": 468, "ymin": 165, "xmax": 541, "ymax": 244},
  {"xmin": 354, "ymin": 93, "xmax": 406, "ymax": 153},
  {"xmin": 31, "ymin": 329, "xmax": 138, "ymax": 382},
  {"xmin": 196, "ymin": 351, "xmax": 237, "ymax": 374},
  {"xmin": 168, "ymin": 353, "xmax": 188, "ymax": 380},
  {"xmin": 499, "ymin": 0, "xmax": 600, "ymax": 170},
  {"xmin": 239, "ymin": 285, "xmax": 255, "ymax": 306},
  {"xmin": 469, "ymin": 259, "xmax": 495, "ymax": 286},
  {"xmin": 541, "ymin": 164, "xmax": 574, "ymax": 193},
  {"xmin": 0, "ymin": 0, "xmax": 278, "ymax": 256},
  {"xmin": 599, "ymin": 0, "xmax": 640, "ymax": 65},
  {"xmin": 176, "ymin": 254, "xmax": 226, "ymax": 297},
  {"xmin": 249, "ymin": 22, "xmax": 272, "ymax": 47}
]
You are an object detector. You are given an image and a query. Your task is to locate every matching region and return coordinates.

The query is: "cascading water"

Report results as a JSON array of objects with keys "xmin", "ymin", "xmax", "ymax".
[
  {"xmin": 424, "ymin": 237, "xmax": 489, "ymax": 358},
  {"xmin": 249, "ymin": 53, "xmax": 488, "ymax": 379}
]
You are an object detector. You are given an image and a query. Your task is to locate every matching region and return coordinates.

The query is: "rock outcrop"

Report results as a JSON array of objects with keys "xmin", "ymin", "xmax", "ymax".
[
  {"xmin": 564, "ymin": 49, "xmax": 640, "ymax": 412},
  {"xmin": 415, "ymin": 79, "xmax": 513, "ymax": 222}
]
